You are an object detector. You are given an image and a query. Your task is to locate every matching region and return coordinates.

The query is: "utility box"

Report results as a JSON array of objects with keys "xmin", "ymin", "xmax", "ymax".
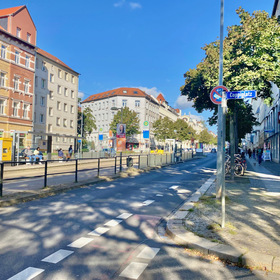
[{"xmin": 0, "ymin": 138, "xmax": 13, "ymax": 161}]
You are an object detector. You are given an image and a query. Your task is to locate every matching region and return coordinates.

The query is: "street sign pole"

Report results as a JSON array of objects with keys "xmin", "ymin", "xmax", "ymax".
[{"xmin": 216, "ymin": 0, "xmax": 226, "ymax": 228}]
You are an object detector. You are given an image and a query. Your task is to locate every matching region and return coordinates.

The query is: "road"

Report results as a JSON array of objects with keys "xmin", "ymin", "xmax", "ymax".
[{"xmin": 0, "ymin": 154, "xmax": 276, "ymax": 280}]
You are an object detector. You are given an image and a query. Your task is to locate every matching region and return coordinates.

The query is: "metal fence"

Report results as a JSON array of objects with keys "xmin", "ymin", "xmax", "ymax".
[{"xmin": 0, "ymin": 152, "xmax": 193, "ymax": 197}]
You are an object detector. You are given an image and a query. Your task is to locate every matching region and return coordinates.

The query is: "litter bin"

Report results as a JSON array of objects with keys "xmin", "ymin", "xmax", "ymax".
[{"xmin": 127, "ymin": 156, "xmax": 133, "ymax": 167}]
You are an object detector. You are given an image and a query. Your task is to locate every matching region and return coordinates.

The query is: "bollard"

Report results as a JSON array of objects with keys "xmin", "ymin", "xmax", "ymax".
[
  {"xmin": 98, "ymin": 158, "xmax": 100, "ymax": 176},
  {"xmin": 0, "ymin": 162, "xmax": 4, "ymax": 197},
  {"xmin": 138, "ymin": 155, "xmax": 140, "ymax": 169},
  {"xmin": 75, "ymin": 159, "xmax": 78, "ymax": 182},
  {"xmin": 115, "ymin": 156, "xmax": 117, "ymax": 174},
  {"xmin": 44, "ymin": 161, "xmax": 47, "ymax": 188}
]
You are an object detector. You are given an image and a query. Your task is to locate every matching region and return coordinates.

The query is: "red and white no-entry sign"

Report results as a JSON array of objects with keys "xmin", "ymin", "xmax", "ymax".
[{"xmin": 210, "ymin": 85, "xmax": 229, "ymax": 105}]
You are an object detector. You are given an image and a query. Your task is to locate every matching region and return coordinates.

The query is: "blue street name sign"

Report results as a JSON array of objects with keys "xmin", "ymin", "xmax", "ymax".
[{"xmin": 226, "ymin": 90, "xmax": 256, "ymax": 99}]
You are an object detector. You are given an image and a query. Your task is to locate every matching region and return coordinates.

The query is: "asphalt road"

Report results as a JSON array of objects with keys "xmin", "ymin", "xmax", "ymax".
[{"xmin": 0, "ymin": 154, "xmax": 277, "ymax": 280}]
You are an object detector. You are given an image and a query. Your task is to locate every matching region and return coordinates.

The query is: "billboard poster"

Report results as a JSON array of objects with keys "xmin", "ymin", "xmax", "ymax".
[
  {"xmin": 117, "ymin": 138, "xmax": 126, "ymax": 152},
  {"xmin": 117, "ymin": 124, "xmax": 126, "ymax": 138}
]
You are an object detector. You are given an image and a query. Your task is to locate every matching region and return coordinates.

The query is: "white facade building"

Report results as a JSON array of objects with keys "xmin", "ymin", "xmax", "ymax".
[{"xmin": 34, "ymin": 48, "xmax": 79, "ymax": 151}]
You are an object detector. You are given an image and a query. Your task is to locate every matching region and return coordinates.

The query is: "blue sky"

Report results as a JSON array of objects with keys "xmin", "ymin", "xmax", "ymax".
[{"xmin": 1, "ymin": 0, "xmax": 275, "ymax": 133}]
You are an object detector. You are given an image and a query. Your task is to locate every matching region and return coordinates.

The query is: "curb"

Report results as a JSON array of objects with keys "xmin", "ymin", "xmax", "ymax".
[{"xmin": 165, "ymin": 175, "xmax": 280, "ymax": 274}]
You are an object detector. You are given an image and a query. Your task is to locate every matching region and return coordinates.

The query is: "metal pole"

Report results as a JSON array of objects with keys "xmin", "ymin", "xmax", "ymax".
[
  {"xmin": 75, "ymin": 159, "xmax": 78, "ymax": 183},
  {"xmin": 120, "ymin": 153, "xmax": 122, "ymax": 172},
  {"xmin": 98, "ymin": 158, "xmax": 100, "ymax": 177},
  {"xmin": 115, "ymin": 156, "xmax": 117, "ymax": 174},
  {"xmin": 0, "ymin": 163, "xmax": 4, "ymax": 197},
  {"xmin": 138, "ymin": 155, "xmax": 140, "ymax": 169},
  {"xmin": 44, "ymin": 161, "xmax": 47, "ymax": 188}
]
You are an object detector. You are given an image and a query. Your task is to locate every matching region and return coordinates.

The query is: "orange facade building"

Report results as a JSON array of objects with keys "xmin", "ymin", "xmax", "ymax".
[{"xmin": 0, "ymin": 6, "xmax": 36, "ymax": 145}]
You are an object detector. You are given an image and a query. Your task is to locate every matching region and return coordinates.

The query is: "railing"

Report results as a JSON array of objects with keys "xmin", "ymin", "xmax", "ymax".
[{"xmin": 0, "ymin": 152, "xmax": 193, "ymax": 197}]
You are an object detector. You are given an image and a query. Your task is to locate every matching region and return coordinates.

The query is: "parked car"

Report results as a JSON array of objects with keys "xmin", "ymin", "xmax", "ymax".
[
  {"xmin": 211, "ymin": 148, "xmax": 217, "ymax": 153},
  {"xmin": 102, "ymin": 148, "xmax": 116, "ymax": 157}
]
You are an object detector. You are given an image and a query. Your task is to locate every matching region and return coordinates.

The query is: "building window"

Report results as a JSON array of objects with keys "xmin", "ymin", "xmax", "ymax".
[
  {"xmin": 41, "ymin": 79, "xmax": 46, "ymax": 89},
  {"xmin": 64, "ymin": 87, "xmax": 68, "ymax": 96},
  {"xmin": 135, "ymin": 100, "xmax": 140, "ymax": 107},
  {"xmin": 25, "ymin": 56, "xmax": 30, "ymax": 68},
  {"xmin": 0, "ymin": 72, "xmax": 6, "ymax": 87},
  {"xmin": 56, "ymin": 117, "xmax": 60, "ymax": 126},
  {"xmin": 42, "ymin": 62, "xmax": 46, "ymax": 71},
  {"xmin": 14, "ymin": 76, "xmax": 19, "ymax": 91},
  {"xmin": 58, "ymin": 69, "xmax": 62, "ymax": 78},
  {"xmin": 58, "ymin": 85, "xmax": 62, "ymax": 94},
  {"xmin": 16, "ymin": 27, "xmax": 21, "ymax": 38},
  {"xmin": 1, "ymin": 45, "xmax": 6, "ymax": 59},
  {"xmin": 49, "ymin": 90, "xmax": 54, "ymax": 99},
  {"xmin": 48, "ymin": 124, "xmax": 52, "ymax": 132},
  {"xmin": 63, "ymin": 119, "xmax": 67, "ymax": 127},
  {"xmin": 15, "ymin": 51, "xmax": 20, "ymax": 64},
  {"xmin": 23, "ymin": 104, "xmax": 29, "ymax": 118},
  {"xmin": 40, "ymin": 114, "xmax": 44, "ymax": 123},
  {"xmin": 122, "ymin": 99, "xmax": 127, "ymax": 107},
  {"xmin": 65, "ymin": 72, "xmax": 68, "ymax": 81},
  {"xmin": 64, "ymin": 103, "xmax": 67, "ymax": 112},
  {"xmin": 40, "ymin": 96, "xmax": 45, "ymax": 106},
  {"xmin": 13, "ymin": 102, "xmax": 19, "ymax": 117},
  {"xmin": 71, "ymin": 75, "xmax": 75, "ymax": 83},
  {"xmin": 57, "ymin": 101, "xmax": 61, "ymax": 110},
  {"xmin": 49, "ymin": 107, "xmax": 53, "ymax": 116},
  {"xmin": 27, "ymin": 33, "xmax": 31, "ymax": 43},
  {"xmin": 71, "ymin": 90, "xmax": 75, "ymax": 99},
  {"xmin": 24, "ymin": 80, "xmax": 29, "ymax": 93},
  {"xmin": 70, "ymin": 120, "xmax": 74, "ymax": 128},
  {"xmin": 50, "ymin": 74, "xmax": 54, "ymax": 82},
  {"xmin": 71, "ymin": 105, "xmax": 74, "ymax": 113},
  {"xmin": 0, "ymin": 100, "xmax": 6, "ymax": 115}
]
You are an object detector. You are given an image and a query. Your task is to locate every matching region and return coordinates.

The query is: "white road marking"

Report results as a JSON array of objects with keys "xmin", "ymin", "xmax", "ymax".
[
  {"xmin": 68, "ymin": 237, "xmax": 93, "ymax": 248},
  {"xmin": 7, "ymin": 267, "xmax": 44, "ymax": 280},
  {"xmin": 88, "ymin": 226, "xmax": 109, "ymax": 236},
  {"xmin": 156, "ymin": 194, "xmax": 163, "ymax": 197},
  {"xmin": 169, "ymin": 185, "xmax": 179, "ymax": 190},
  {"xmin": 104, "ymin": 219, "xmax": 122, "ymax": 227},
  {"xmin": 137, "ymin": 246, "xmax": 160, "ymax": 260},
  {"xmin": 119, "ymin": 262, "xmax": 148, "ymax": 279},
  {"xmin": 117, "ymin": 213, "xmax": 133, "ymax": 219},
  {"xmin": 41, "ymin": 249, "xmax": 73, "ymax": 264},
  {"xmin": 142, "ymin": 200, "xmax": 154, "ymax": 206}
]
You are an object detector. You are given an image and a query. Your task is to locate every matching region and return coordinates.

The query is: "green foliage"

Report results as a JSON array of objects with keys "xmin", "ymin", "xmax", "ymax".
[
  {"xmin": 153, "ymin": 117, "xmax": 197, "ymax": 141},
  {"xmin": 198, "ymin": 129, "xmax": 212, "ymax": 144},
  {"xmin": 109, "ymin": 107, "xmax": 140, "ymax": 137},
  {"xmin": 78, "ymin": 107, "xmax": 97, "ymax": 136},
  {"xmin": 181, "ymin": 8, "xmax": 279, "ymax": 142}
]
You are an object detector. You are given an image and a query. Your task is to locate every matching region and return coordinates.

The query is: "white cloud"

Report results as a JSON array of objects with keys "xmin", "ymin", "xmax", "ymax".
[
  {"xmin": 137, "ymin": 86, "xmax": 162, "ymax": 98},
  {"xmin": 114, "ymin": 0, "xmax": 125, "ymax": 7},
  {"xmin": 129, "ymin": 2, "xmax": 142, "ymax": 9},
  {"xmin": 175, "ymin": 95, "xmax": 194, "ymax": 109},
  {"xmin": 78, "ymin": 91, "xmax": 85, "ymax": 99}
]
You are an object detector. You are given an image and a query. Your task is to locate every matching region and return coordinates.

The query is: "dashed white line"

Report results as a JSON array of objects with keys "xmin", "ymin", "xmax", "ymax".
[
  {"xmin": 117, "ymin": 213, "xmax": 133, "ymax": 219},
  {"xmin": 142, "ymin": 200, "xmax": 154, "ymax": 206},
  {"xmin": 41, "ymin": 249, "xmax": 73, "ymax": 264},
  {"xmin": 88, "ymin": 226, "xmax": 110, "ymax": 236},
  {"xmin": 68, "ymin": 237, "xmax": 93, "ymax": 248},
  {"xmin": 7, "ymin": 267, "xmax": 44, "ymax": 280},
  {"xmin": 169, "ymin": 185, "xmax": 179, "ymax": 190},
  {"xmin": 137, "ymin": 247, "xmax": 160, "ymax": 260},
  {"xmin": 104, "ymin": 219, "xmax": 122, "ymax": 227},
  {"xmin": 156, "ymin": 194, "xmax": 163, "ymax": 197},
  {"xmin": 119, "ymin": 262, "xmax": 148, "ymax": 279}
]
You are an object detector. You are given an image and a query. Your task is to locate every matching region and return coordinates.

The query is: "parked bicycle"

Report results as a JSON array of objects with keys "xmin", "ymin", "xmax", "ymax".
[{"xmin": 225, "ymin": 154, "xmax": 246, "ymax": 176}]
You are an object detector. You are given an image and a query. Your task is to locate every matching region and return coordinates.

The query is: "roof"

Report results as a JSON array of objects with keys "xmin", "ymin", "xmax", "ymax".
[
  {"xmin": 157, "ymin": 93, "xmax": 165, "ymax": 104},
  {"xmin": 37, "ymin": 48, "xmax": 79, "ymax": 74},
  {"xmin": 82, "ymin": 87, "xmax": 150, "ymax": 103},
  {"xmin": 0, "ymin": 5, "xmax": 25, "ymax": 17}
]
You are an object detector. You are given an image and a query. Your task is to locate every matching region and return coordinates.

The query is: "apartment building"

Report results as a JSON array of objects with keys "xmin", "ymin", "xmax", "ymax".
[
  {"xmin": 82, "ymin": 87, "xmax": 160, "ymax": 151},
  {"xmin": 156, "ymin": 93, "xmax": 180, "ymax": 121},
  {"xmin": 0, "ymin": 5, "xmax": 36, "ymax": 149},
  {"xmin": 34, "ymin": 48, "xmax": 79, "ymax": 151}
]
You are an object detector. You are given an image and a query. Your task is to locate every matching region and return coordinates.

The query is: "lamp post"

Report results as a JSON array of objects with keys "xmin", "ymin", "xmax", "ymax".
[{"xmin": 111, "ymin": 106, "xmax": 124, "ymax": 171}]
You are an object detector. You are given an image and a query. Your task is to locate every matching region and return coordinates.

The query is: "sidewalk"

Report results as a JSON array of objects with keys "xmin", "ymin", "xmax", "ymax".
[{"xmin": 166, "ymin": 156, "xmax": 280, "ymax": 274}]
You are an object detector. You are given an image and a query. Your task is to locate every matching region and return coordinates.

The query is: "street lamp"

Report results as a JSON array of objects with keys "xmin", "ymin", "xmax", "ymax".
[{"xmin": 111, "ymin": 106, "xmax": 124, "ymax": 171}]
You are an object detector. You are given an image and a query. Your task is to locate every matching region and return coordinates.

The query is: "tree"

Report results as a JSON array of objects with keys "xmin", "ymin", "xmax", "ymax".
[
  {"xmin": 198, "ymin": 129, "xmax": 212, "ymax": 144},
  {"xmin": 173, "ymin": 119, "xmax": 196, "ymax": 141},
  {"xmin": 109, "ymin": 107, "xmax": 140, "ymax": 137},
  {"xmin": 77, "ymin": 107, "xmax": 96, "ymax": 136},
  {"xmin": 181, "ymin": 8, "xmax": 280, "ymax": 144}
]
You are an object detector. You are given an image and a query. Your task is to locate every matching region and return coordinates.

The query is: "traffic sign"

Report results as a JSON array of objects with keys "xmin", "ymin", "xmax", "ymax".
[
  {"xmin": 143, "ymin": 130, "xmax": 149, "ymax": 139},
  {"xmin": 226, "ymin": 90, "xmax": 256, "ymax": 99},
  {"xmin": 210, "ymin": 86, "xmax": 228, "ymax": 105}
]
